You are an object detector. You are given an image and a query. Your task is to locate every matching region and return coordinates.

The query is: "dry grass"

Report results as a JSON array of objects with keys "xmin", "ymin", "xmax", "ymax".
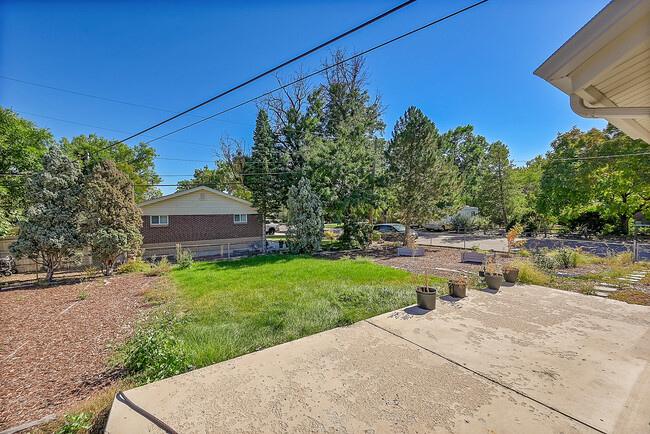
[
  {"xmin": 510, "ymin": 260, "xmax": 550, "ymax": 286},
  {"xmin": 35, "ymin": 379, "xmax": 135, "ymax": 433},
  {"xmin": 609, "ymin": 289, "xmax": 650, "ymax": 306}
]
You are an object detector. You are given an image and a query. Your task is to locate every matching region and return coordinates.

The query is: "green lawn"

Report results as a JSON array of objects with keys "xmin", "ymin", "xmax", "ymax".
[{"xmin": 170, "ymin": 255, "xmax": 442, "ymax": 368}]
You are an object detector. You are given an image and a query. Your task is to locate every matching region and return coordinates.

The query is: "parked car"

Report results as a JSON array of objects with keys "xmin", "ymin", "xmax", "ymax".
[
  {"xmin": 373, "ymin": 223, "xmax": 418, "ymax": 242},
  {"xmin": 266, "ymin": 221, "xmax": 281, "ymax": 235},
  {"xmin": 425, "ymin": 220, "xmax": 447, "ymax": 231}
]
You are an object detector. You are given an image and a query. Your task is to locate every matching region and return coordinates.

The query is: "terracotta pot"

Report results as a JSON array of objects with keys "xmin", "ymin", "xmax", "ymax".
[
  {"xmin": 503, "ymin": 268, "xmax": 519, "ymax": 283},
  {"xmin": 485, "ymin": 273, "xmax": 503, "ymax": 290},
  {"xmin": 416, "ymin": 287, "xmax": 437, "ymax": 310}
]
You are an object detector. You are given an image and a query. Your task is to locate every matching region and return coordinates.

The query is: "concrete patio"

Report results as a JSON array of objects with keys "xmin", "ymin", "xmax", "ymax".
[{"xmin": 106, "ymin": 284, "xmax": 650, "ymax": 433}]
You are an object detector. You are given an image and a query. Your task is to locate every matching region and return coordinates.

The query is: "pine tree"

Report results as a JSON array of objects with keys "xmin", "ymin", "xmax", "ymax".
[
  {"xmin": 386, "ymin": 106, "xmax": 459, "ymax": 244},
  {"xmin": 475, "ymin": 141, "xmax": 517, "ymax": 227},
  {"xmin": 82, "ymin": 159, "xmax": 143, "ymax": 275},
  {"xmin": 247, "ymin": 110, "xmax": 283, "ymax": 222},
  {"xmin": 10, "ymin": 147, "xmax": 83, "ymax": 281},
  {"xmin": 286, "ymin": 178, "xmax": 324, "ymax": 254}
]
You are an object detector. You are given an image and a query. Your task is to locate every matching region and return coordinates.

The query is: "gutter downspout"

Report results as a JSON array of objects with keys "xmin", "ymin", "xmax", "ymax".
[{"xmin": 570, "ymin": 94, "xmax": 650, "ymax": 118}]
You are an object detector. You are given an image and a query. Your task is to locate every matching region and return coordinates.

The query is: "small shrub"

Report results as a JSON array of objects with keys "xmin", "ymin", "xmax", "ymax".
[
  {"xmin": 506, "ymin": 224, "xmax": 526, "ymax": 253},
  {"xmin": 175, "ymin": 244, "xmax": 195, "ymax": 270},
  {"xmin": 82, "ymin": 266, "xmax": 99, "ymax": 280},
  {"xmin": 146, "ymin": 256, "xmax": 173, "ymax": 276},
  {"xmin": 119, "ymin": 312, "xmax": 188, "ymax": 384},
  {"xmin": 56, "ymin": 412, "xmax": 92, "ymax": 434},
  {"xmin": 77, "ymin": 291, "xmax": 89, "ymax": 301},
  {"xmin": 554, "ymin": 248, "xmax": 578, "ymax": 268},
  {"xmin": 324, "ymin": 230, "xmax": 337, "ymax": 240},
  {"xmin": 533, "ymin": 250, "xmax": 557, "ymax": 272},
  {"xmin": 118, "ymin": 257, "xmax": 151, "ymax": 274},
  {"xmin": 518, "ymin": 247, "xmax": 531, "ymax": 257},
  {"xmin": 511, "ymin": 260, "xmax": 550, "ymax": 286},
  {"xmin": 370, "ymin": 230, "xmax": 381, "ymax": 242}
]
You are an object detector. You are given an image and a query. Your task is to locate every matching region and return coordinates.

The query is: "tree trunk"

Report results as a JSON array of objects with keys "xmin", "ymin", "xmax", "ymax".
[
  {"xmin": 404, "ymin": 212, "xmax": 412, "ymax": 246},
  {"xmin": 620, "ymin": 214, "xmax": 629, "ymax": 235},
  {"xmin": 46, "ymin": 266, "xmax": 55, "ymax": 282}
]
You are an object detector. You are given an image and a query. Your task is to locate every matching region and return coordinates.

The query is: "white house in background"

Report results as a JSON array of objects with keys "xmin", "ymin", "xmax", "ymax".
[
  {"xmin": 534, "ymin": 0, "xmax": 650, "ymax": 144},
  {"xmin": 425, "ymin": 206, "xmax": 479, "ymax": 231}
]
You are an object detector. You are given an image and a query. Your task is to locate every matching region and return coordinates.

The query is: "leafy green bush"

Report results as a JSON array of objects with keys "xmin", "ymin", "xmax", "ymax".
[
  {"xmin": 518, "ymin": 247, "xmax": 531, "ymax": 257},
  {"xmin": 533, "ymin": 250, "xmax": 557, "ymax": 272},
  {"xmin": 175, "ymin": 244, "xmax": 195, "ymax": 270},
  {"xmin": 449, "ymin": 214, "xmax": 474, "ymax": 231},
  {"xmin": 339, "ymin": 219, "xmax": 372, "ymax": 249},
  {"xmin": 554, "ymin": 248, "xmax": 578, "ymax": 268},
  {"xmin": 118, "ymin": 257, "xmax": 151, "ymax": 274},
  {"xmin": 511, "ymin": 260, "xmax": 550, "ymax": 286},
  {"xmin": 120, "ymin": 312, "xmax": 187, "ymax": 384},
  {"xmin": 56, "ymin": 412, "xmax": 92, "ymax": 434}
]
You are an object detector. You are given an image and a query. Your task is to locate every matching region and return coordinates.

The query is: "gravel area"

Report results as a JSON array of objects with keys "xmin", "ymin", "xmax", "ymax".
[{"xmin": 0, "ymin": 274, "xmax": 155, "ymax": 430}]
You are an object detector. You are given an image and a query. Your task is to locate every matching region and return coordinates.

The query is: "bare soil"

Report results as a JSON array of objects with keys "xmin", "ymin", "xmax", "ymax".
[{"xmin": 0, "ymin": 274, "xmax": 154, "ymax": 430}]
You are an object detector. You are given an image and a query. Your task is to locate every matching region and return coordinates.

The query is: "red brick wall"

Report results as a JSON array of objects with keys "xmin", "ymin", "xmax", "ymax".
[{"xmin": 141, "ymin": 214, "xmax": 262, "ymax": 244}]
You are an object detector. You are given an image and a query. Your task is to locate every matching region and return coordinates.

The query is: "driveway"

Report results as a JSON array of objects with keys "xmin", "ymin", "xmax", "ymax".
[
  {"xmin": 106, "ymin": 285, "xmax": 649, "ymax": 433},
  {"xmin": 417, "ymin": 232, "xmax": 650, "ymax": 260}
]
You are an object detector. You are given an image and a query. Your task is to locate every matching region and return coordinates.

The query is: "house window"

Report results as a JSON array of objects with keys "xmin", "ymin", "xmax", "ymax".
[
  {"xmin": 234, "ymin": 214, "xmax": 247, "ymax": 224},
  {"xmin": 150, "ymin": 215, "xmax": 168, "ymax": 226}
]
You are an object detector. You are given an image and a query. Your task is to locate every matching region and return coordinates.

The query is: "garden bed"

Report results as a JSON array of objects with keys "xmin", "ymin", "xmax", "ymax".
[{"xmin": 0, "ymin": 275, "xmax": 155, "ymax": 430}]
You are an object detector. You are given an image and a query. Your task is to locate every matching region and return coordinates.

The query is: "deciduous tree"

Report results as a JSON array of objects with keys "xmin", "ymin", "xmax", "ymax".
[
  {"xmin": 82, "ymin": 159, "xmax": 143, "ymax": 275},
  {"xmin": 10, "ymin": 147, "xmax": 83, "ymax": 281}
]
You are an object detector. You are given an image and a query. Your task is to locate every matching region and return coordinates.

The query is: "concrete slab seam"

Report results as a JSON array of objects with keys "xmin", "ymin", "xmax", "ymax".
[{"xmin": 364, "ymin": 319, "xmax": 606, "ymax": 434}]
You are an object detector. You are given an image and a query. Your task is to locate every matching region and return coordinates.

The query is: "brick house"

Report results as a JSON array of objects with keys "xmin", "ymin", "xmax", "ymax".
[{"xmin": 137, "ymin": 186, "xmax": 263, "ymax": 257}]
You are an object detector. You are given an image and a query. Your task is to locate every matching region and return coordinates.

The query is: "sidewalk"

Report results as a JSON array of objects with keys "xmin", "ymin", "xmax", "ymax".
[{"xmin": 106, "ymin": 284, "xmax": 649, "ymax": 433}]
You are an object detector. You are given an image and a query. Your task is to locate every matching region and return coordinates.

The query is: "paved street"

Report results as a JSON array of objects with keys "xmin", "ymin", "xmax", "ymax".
[{"xmin": 417, "ymin": 231, "xmax": 650, "ymax": 260}]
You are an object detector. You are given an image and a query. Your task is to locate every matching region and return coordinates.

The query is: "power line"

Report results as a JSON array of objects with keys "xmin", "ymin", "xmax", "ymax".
[
  {"xmin": 546, "ymin": 151, "xmax": 650, "ymax": 162},
  {"xmin": 12, "ymin": 109, "xmax": 217, "ymax": 148},
  {"xmin": 0, "ymin": 75, "xmax": 254, "ymax": 127},
  {"xmin": 138, "ymin": 0, "xmax": 490, "ymax": 147},
  {"xmin": 101, "ymin": 0, "xmax": 419, "ymax": 150}
]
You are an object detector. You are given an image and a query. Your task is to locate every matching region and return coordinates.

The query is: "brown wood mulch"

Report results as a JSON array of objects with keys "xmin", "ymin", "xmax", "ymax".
[
  {"xmin": 322, "ymin": 246, "xmax": 513, "ymax": 279},
  {"xmin": 0, "ymin": 274, "xmax": 155, "ymax": 430}
]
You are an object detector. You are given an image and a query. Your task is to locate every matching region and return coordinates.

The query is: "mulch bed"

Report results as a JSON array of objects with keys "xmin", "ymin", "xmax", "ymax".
[
  {"xmin": 322, "ymin": 246, "xmax": 513, "ymax": 279},
  {"xmin": 0, "ymin": 274, "xmax": 155, "ymax": 430}
]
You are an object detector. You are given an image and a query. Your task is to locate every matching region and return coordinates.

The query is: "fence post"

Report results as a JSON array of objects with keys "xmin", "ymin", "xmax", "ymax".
[{"xmin": 227, "ymin": 243, "xmax": 230, "ymax": 260}]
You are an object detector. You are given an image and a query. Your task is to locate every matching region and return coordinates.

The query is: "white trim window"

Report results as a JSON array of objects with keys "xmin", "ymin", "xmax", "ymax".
[
  {"xmin": 233, "ymin": 214, "xmax": 247, "ymax": 224},
  {"xmin": 150, "ymin": 215, "xmax": 169, "ymax": 226}
]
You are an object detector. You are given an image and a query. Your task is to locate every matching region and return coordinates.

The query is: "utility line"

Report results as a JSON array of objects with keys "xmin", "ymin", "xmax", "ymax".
[
  {"xmin": 134, "ymin": 0, "xmax": 490, "ymax": 148},
  {"xmin": 0, "ymin": 75, "xmax": 253, "ymax": 126},
  {"xmin": 12, "ymin": 109, "xmax": 217, "ymax": 148},
  {"xmin": 101, "ymin": 0, "xmax": 419, "ymax": 150}
]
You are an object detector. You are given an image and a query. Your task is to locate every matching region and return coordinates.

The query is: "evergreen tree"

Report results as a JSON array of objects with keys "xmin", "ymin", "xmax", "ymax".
[
  {"xmin": 82, "ymin": 159, "xmax": 143, "ymax": 275},
  {"xmin": 10, "ymin": 147, "xmax": 83, "ymax": 281},
  {"xmin": 286, "ymin": 178, "xmax": 324, "ymax": 254},
  {"xmin": 246, "ymin": 110, "xmax": 283, "ymax": 221},
  {"xmin": 386, "ymin": 106, "xmax": 459, "ymax": 243}
]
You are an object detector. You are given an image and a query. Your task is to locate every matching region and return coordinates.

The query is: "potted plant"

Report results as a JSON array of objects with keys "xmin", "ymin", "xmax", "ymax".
[
  {"xmin": 448, "ymin": 276, "xmax": 469, "ymax": 298},
  {"xmin": 503, "ymin": 264, "xmax": 519, "ymax": 283},
  {"xmin": 483, "ymin": 257, "xmax": 503, "ymax": 291},
  {"xmin": 416, "ymin": 269, "xmax": 436, "ymax": 310}
]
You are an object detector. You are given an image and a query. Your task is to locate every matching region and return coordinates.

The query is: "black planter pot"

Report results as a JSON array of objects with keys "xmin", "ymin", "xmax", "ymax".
[
  {"xmin": 450, "ymin": 283, "xmax": 468, "ymax": 298},
  {"xmin": 416, "ymin": 287, "xmax": 437, "ymax": 310},
  {"xmin": 478, "ymin": 270, "xmax": 485, "ymax": 277},
  {"xmin": 485, "ymin": 273, "xmax": 503, "ymax": 290},
  {"xmin": 504, "ymin": 268, "xmax": 519, "ymax": 283}
]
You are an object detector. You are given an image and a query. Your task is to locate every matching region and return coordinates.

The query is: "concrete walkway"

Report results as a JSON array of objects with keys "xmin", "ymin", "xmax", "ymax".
[{"xmin": 106, "ymin": 285, "xmax": 650, "ymax": 433}]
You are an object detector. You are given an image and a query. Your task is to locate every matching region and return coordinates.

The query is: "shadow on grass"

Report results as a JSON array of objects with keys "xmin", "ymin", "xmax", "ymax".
[{"xmin": 193, "ymin": 254, "xmax": 307, "ymax": 271}]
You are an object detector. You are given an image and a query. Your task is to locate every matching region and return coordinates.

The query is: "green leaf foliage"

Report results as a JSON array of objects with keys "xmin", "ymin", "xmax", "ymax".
[
  {"xmin": 0, "ymin": 107, "xmax": 53, "ymax": 235},
  {"xmin": 10, "ymin": 147, "xmax": 84, "ymax": 281},
  {"xmin": 81, "ymin": 159, "xmax": 143, "ymax": 275}
]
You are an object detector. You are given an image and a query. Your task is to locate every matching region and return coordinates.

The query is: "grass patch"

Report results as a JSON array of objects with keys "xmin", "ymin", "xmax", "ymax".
[
  {"xmin": 609, "ymin": 289, "xmax": 650, "ymax": 306},
  {"xmin": 168, "ymin": 254, "xmax": 440, "ymax": 368},
  {"xmin": 511, "ymin": 260, "xmax": 550, "ymax": 286}
]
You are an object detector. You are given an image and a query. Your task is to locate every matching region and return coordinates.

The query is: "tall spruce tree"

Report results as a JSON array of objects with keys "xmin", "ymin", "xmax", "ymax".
[
  {"xmin": 247, "ymin": 110, "xmax": 283, "ymax": 223},
  {"xmin": 386, "ymin": 107, "xmax": 459, "ymax": 243},
  {"xmin": 10, "ymin": 147, "xmax": 83, "ymax": 281},
  {"xmin": 82, "ymin": 159, "xmax": 143, "ymax": 275},
  {"xmin": 286, "ymin": 178, "xmax": 324, "ymax": 254}
]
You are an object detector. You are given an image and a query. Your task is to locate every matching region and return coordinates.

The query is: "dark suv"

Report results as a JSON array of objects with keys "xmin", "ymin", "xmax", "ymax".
[{"xmin": 373, "ymin": 223, "xmax": 418, "ymax": 242}]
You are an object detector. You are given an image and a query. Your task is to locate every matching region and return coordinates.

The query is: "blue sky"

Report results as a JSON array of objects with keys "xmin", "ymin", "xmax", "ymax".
[{"xmin": 1, "ymin": 0, "xmax": 609, "ymax": 195}]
